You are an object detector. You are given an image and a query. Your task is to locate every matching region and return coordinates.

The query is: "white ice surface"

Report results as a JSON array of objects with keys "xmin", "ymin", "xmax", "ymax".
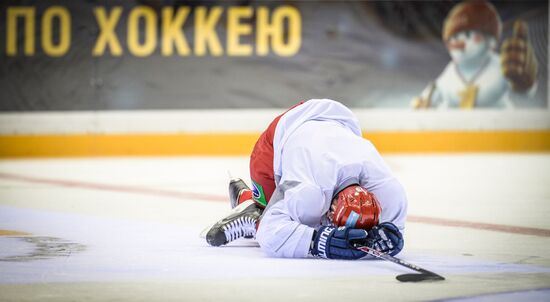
[
  {"xmin": 0, "ymin": 155, "xmax": 549, "ymax": 301},
  {"xmin": 2, "ymin": 205, "xmax": 548, "ymax": 285}
]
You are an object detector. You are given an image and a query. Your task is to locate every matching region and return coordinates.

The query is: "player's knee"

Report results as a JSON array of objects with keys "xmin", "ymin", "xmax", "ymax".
[{"xmin": 255, "ymin": 227, "xmax": 279, "ymax": 257}]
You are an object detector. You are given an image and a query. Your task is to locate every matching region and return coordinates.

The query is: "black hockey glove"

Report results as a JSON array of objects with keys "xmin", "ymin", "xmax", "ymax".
[
  {"xmin": 311, "ymin": 226, "xmax": 368, "ymax": 260},
  {"xmin": 366, "ymin": 222, "xmax": 404, "ymax": 256}
]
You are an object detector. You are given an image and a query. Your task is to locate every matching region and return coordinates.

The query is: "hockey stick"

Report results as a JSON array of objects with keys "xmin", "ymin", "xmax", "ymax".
[{"xmin": 354, "ymin": 244, "xmax": 445, "ymax": 282}]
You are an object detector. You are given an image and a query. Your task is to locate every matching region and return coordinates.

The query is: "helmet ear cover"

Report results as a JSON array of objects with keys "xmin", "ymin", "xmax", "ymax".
[{"xmin": 328, "ymin": 185, "xmax": 381, "ymax": 230}]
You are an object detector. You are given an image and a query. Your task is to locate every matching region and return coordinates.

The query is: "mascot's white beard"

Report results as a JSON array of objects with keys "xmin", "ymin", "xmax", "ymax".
[{"xmin": 449, "ymin": 32, "xmax": 496, "ymax": 66}]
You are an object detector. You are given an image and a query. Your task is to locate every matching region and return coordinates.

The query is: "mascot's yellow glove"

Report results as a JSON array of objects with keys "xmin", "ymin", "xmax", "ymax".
[{"xmin": 501, "ymin": 20, "xmax": 538, "ymax": 92}]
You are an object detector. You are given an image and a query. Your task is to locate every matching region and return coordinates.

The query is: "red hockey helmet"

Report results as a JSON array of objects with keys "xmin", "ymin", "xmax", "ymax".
[{"xmin": 328, "ymin": 185, "xmax": 381, "ymax": 230}]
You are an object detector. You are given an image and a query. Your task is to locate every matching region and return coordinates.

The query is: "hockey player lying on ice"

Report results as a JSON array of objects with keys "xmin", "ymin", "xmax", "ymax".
[{"xmin": 205, "ymin": 99, "xmax": 408, "ymax": 260}]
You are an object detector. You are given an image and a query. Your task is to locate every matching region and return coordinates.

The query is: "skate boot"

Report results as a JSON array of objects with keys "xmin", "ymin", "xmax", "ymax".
[
  {"xmin": 206, "ymin": 200, "xmax": 261, "ymax": 246},
  {"xmin": 229, "ymin": 178, "xmax": 253, "ymax": 209}
]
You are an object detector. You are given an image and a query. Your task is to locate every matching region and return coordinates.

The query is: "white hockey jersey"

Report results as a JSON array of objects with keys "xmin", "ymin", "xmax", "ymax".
[{"xmin": 255, "ymin": 99, "xmax": 408, "ymax": 258}]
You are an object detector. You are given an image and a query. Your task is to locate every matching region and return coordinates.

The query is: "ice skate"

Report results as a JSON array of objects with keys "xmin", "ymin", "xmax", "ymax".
[
  {"xmin": 205, "ymin": 200, "xmax": 261, "ymax": 246},
  {"xmin": 199, "ymin": 178, "xmax": 256, "ymax": 240},
  {"xmin": 229, "ymin": 178, "xmax": 253, "ymax": 209}
]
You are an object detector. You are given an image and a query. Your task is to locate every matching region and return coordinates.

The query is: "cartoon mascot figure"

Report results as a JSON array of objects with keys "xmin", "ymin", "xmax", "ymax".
[{"xmin": 412, "ymin": 0, "xmax": 538, "ymax": 109}]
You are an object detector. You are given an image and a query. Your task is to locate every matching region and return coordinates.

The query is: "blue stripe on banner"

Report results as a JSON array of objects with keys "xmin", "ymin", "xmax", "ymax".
[{"xmin": 345, "ymin": 211, "xmax": 360, "ymax": 228}]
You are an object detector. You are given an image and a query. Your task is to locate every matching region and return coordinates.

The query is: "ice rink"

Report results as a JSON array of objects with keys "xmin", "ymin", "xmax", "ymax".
[{"xmin": 1, "ymin": 154, "xmax": 549, "ymax": 301}]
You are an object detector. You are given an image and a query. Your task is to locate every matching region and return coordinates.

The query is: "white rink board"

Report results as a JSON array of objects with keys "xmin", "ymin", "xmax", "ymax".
[{"xmin": 0, "ymin": 109, "xmax": 549, "ymax": 134}]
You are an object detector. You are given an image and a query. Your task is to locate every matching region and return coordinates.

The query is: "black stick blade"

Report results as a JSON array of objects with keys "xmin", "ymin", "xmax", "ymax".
[{"xmin": 396, "ymin": 273, "xmax": 445, "ymax": 282}]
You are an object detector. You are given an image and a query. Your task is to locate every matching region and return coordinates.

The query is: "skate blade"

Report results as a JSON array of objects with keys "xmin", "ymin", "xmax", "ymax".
[{"xmin": 199, "ymin": 200, "xmax": 256, "ymax": 238}]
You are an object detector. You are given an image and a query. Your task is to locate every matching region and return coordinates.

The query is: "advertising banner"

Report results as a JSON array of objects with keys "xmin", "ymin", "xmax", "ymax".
[{"xmin": 0, "ymin": 0, "xmax": 547, "ymax": 111}]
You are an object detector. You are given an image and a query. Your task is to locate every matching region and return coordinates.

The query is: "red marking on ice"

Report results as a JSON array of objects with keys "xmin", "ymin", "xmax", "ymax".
[
  {"xmin": 407, "ymin": 215, "xmax": 550, "ymax": 238},
  {"xmin": 0, "ymin": 172, "xmax": 226, "ymax": 202},
  {"xmin": 1, "ymin": 172, "xmax": 549, "ymax": 238}
]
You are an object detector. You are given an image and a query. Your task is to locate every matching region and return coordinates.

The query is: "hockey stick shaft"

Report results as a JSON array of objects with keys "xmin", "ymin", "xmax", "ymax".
[{"xmin": 355, "ymin": 244, "xmax": 443, "ymax": 277}]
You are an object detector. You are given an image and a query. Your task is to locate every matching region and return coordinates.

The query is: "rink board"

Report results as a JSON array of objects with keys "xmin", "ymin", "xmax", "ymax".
[{"xmin": 1, "ymin": 110, "xmax": 549, "ymax": 157}]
